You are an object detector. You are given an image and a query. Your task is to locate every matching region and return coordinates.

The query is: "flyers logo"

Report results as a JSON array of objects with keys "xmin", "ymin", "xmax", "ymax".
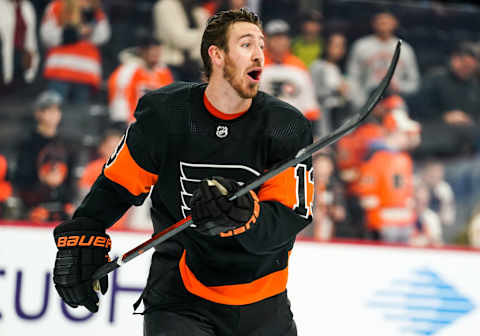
[{"xmin": 179, "ymin": 162, "xmax": 260, "ymax": 218}]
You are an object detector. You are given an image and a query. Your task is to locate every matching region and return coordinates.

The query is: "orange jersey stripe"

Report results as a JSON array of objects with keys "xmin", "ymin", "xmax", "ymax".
[
  {"xmin": 44, "ymin": 67, "xmax": 101, "ymax": 87},
  {"xmin": 179, "ymin": 250, "xmax": 290, "ymax": 305},
  {"xmin": 104, "ymin": 143, "xmax": 158, "ymax": 196}
]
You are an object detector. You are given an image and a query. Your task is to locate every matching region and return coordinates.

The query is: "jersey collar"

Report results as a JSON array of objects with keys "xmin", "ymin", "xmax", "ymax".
[{"xmin": 203, "ymin": 92, "xmax": 248, "ymax": 120}]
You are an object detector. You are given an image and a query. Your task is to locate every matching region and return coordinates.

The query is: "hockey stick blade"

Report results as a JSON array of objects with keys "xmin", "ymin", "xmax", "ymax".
[{"xmin": 92, "ymin": 40, "xmax": 401, "ymax": 281}]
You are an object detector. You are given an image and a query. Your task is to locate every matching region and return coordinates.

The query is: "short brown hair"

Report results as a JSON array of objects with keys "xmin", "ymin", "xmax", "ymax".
[{"xmin": 201, "ymin": 8, "xmax": 262, "ymax": 80}]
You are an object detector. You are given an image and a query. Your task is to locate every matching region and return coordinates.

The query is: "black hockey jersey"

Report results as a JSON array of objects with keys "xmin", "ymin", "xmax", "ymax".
[{"xmin": 75, "ymin": 82, "xmax": 314, "ymax": 305}]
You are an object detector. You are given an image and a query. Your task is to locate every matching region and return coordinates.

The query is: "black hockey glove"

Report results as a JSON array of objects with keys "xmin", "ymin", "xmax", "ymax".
[
  {"xmin": 190, "ymin": 176, "xmax": 260, "ymax": 237},
  {"xmin": 53, "ymin": 217, "xmax": 111, "ymax": 313}
]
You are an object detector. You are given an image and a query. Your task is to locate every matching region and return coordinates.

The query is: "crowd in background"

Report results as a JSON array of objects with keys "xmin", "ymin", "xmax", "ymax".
[{"xmin": 1, "ymin": 0, "xmax": 480, "ymax": 248}]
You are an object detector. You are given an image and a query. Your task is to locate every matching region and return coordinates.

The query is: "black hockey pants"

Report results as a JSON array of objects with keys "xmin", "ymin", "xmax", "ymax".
[{"xmin": 143, "ymin": 291, "xmax": 297, "ymax": 336}]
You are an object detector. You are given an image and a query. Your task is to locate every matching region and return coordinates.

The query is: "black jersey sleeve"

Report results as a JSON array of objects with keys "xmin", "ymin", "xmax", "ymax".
[
  {"xmin": 235, "ymin": 110, "xmax": 314, "ymax": 255},
  {"xmin": 74, "ymin": 93, "xmax": 167, "ymax": 228}
]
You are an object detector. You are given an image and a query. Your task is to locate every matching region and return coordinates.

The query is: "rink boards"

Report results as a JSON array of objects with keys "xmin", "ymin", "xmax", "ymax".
[{"xmin": 0, "ymin": 224, "xmax": 479, "ymax": 336}]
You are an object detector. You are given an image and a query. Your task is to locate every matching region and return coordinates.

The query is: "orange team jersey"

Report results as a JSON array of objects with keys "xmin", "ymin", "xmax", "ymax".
[
  {"xmin": 336, "ymin": 122, "xmax": 384, "ymax": 190},
  {"xmin": 353, "ymin": 150, "xmax": 416, "ymax": 230},
  {"xmin": 108, "ymin": 63, "xmax": 174, "ymax": 122},
  {"xmin": 261, "ymin": 52, "xmax": 321, "ymax": 121},
  {"xmin": 42, "ymin": 0, "xmax": 108, "ymax": 87}
]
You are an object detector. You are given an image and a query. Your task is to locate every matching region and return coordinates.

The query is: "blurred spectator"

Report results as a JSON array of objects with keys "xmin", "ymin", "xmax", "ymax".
[
  {"xmin": 40, "ymin": 0, "xmax": 111, "ymax": 104},
  {"xmin": 419, "ymin": 159, "xmax": 455, "ymax": 227},
  {"xmin": 336, "ymin": 95, "xmax": 403, "ymax": 191},
  {"xmin": 310, "ymin": 32, "xmax": 351, "ymax": 130},
  {"xmin": 0, "ymin": 154, "xmax": 13, "ymax": 217},
  {"xmin": 354, "ymin": 109, "xmax": 421, "ymax": 243},
  {"xmin": 109, "ymin": 35, "xmax": 174, "ymax": 123},
  {"xmin": 13, "ymin": 90, "xmax": 74, "ymax": 221},
  {"xmin": 311, "ymin": 154, "xmax": 347, "ymax": 241},
  {"xmin": 291, "ymin": 10, "xmax": 324, "ymax": 68},
  {"xmin": 469, "ymin": 206, "xmax": 480, "ymax": 248},
  {"xmin": 153, "ymin": 0, "xmax": 209, "ymax": 82},
  {"xmin": 411, "ymin": 42, "xmax": 480, "ymax": 157},
  {"xmin": 77, "ymin": 128, "xmax": 122, "ymax": 198},
  {"xmin": 335, "ymin": 95, "xmax": 404, "ymax": 238},
  {"xmin": 410, "ymin": 179, "xmax": 443, "ymax": 246},
  {"xmin": 260, "ymin": 19, "xmax": 321, "ymax": 133},
  {"xmin": 76, "ymin": 128, "xmax": 133, "ymax": 228},
  {"xmin": 346, "ymin": 10, "xmax": 420, "ymax": 109},
  {"xmin": 0, "ymin": 0, "xmax": 39, "ymax": 94}
]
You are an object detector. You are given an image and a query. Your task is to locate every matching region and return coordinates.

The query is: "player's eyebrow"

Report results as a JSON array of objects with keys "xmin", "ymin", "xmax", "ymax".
[{"xmin": 238, "ymin": 33, "xmax": 265, "ymax": 41}]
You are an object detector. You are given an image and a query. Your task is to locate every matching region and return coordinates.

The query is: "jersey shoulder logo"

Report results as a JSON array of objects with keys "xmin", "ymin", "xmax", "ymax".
[{"xmin": 179, "ymin": 161, "xmax": 260, "ymax": 218}]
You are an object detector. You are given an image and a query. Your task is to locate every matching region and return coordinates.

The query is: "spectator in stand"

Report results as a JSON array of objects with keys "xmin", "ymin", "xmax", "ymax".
[
  {"xmin": 353, "ymin": 108, "xmax": 421, "ymax": 243},
  {"xmin": 153, "ymin": 0, "xmax": 209, "ymax": 82},
  {"xmin": 310, "ymin": 32, "xmax": 351, "ymax": 131},
  {"xmin": 346, "ymin": 10, "xmax": 419, "ymax": 109},
  {"xmin": 77, "ymin": 128, "xmax": 122, "ymax": 199},
  {"xmin": 410, "ymin": 179, "xmax": 443, "ymax": 246},
  {"xmin": 291, "ymin": 10, "xmax": 324, "ymax": 68},
  {"xmin": 311, "ymin": 153, "xmax": 346, "ymax": 241},
  {"xmin": 260, "ymin": 19, "xmax": 321, "ymax": 134},
  {"xmin": 13, "ymin": 90, "xmax": 74, "ymax": 222},
  {"xmin": 469, "ymin": 206, "xmax": 480, "ymax": 248},
  {"xmin": 76, "ymin": 128, "xmax": 133, "ymax": 228},
  {"xmin": 0, "ymin": 154, "xmax": 13, "ymax": 218},
  {"xmin": 335, "ymin": 94, "xmax": 404, "ymax": 237},
  {"xmin": 0, "ymin": 0, "xmax": 39, "ymax": 94},
  {"xmin": 40, "ymin": 0, "xmax": 110, "ymax": 104},
  {"xmin": 108, "ymin": 35, "xmax": 174, "ymax": 124},
  {"xmin": 411, "ymin": 43, "xmax": 480, "ymax": 157},
  {"xmin": 419, "ymin": 160, "xmax": 455, "ymax": 228}
]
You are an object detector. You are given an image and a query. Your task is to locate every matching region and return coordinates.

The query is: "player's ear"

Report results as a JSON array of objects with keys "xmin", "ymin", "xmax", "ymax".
[{"xmin": 208, "ymin": 45, "xmax": 224, "ymax": 68}]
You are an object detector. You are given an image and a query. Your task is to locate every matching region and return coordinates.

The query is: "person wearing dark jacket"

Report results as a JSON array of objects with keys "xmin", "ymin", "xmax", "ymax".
[
  {"xmin": 14, "ymin": 90, "xmax": 74, "ymax": 221},
  {"xmin": 410, "ymin": 42, "xmax": 480, "ymax": 157}
]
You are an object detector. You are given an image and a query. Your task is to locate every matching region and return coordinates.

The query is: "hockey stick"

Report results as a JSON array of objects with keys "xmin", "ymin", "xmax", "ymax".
[{"xmin": 92, "ymin": 40, "xmax": 402, "ymax": 281}]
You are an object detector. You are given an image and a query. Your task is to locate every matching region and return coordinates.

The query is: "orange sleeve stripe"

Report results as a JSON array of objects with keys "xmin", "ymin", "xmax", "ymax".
[
  {"xmin": 104, "ymin": 144, "xmax": 158, "ymax": 196},
  {"xmin": 258, "ymin": 166, "xmax": 314, "ymax": 213},
  {"xmin": 179, "ymin": 250, "xmax": 290, "ymax": 305}
]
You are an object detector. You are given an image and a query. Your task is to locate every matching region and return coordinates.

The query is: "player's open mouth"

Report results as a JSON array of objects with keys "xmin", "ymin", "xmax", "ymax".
[{"xmin": 247, "ymin": 69, "xmax": 262, "ymax": 82}]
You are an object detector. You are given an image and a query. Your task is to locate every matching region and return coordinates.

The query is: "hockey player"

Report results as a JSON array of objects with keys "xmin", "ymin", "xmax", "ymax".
[{"xmin": 52, "ymin": 8, "xmax": 314, "ymax": 336}]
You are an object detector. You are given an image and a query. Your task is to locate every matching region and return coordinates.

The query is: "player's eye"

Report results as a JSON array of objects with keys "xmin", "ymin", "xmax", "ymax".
[{"xmin": 241, "ymin": 43, "xmax": 250, "ymax": 48}]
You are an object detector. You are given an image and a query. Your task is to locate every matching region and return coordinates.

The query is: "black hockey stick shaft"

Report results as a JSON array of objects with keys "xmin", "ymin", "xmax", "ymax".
[{"xmin": 92, "ymin": 40, "xmax": 402, "ymax": 281}]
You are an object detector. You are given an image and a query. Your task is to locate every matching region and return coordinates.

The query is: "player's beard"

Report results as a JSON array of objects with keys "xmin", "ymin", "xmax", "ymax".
[{"xmin": 223, "ymin": 54, "xmax": 259, "ymax": 99}]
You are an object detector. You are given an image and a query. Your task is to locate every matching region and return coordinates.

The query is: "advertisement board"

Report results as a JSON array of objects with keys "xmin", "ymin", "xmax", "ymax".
[{"xmin": 0, "ymin": 224, "xmax": 478, "ymax": 335}]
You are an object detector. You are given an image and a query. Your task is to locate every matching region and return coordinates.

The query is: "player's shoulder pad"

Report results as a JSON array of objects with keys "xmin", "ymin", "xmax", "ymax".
[
  {"xmin": 259, "ymin": 92, "xmax": 312, "ymax": 137},
  {"xmin": 133, "ymin": 81, "xmax": 202, "ymax": 123}
]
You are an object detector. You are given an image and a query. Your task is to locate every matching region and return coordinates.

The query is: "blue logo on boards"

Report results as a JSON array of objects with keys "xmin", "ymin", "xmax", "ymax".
[{"xmin": 368, "ymin": 267, "xmax": 475, "ymax": 335}]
